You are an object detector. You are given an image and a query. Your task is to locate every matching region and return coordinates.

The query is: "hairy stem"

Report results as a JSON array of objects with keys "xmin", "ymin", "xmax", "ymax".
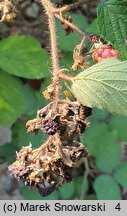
[
  {"xmin": 53, "ymin": 0, "xmax": 96, "ymax": 13},
  {"xmin": 55, "ymin": 13, "xmax": 84, "ymax": 36},
  {"xmin": 41, "ymin": 0, "xmax": 61, "ymax": 101},
  {"xmin": 40, "ymin": 0, "xmax": 89, "ymax": 101},
  {"xmin": 59, "ymin": 73, "xmax": 73, "ymax": 82},
  {"xmin": 55, "ymin": 14, "xmax": 91, "ymax": 43}
]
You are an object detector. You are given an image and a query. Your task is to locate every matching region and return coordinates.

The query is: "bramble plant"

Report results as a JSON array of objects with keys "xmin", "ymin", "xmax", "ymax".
[{"xmin": 0, "ymin": 0, "xmax": 127, "ymax": 199}]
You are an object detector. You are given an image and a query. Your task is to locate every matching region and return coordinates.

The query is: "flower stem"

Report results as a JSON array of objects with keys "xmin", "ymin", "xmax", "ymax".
[{"xmin": 41, "ymin": 0, "xmax": 61, "ymax": 101}]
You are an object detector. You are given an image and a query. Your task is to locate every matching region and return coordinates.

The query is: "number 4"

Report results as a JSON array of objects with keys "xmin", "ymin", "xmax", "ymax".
[{"xmin": 115, "ymin": 203, "xmax": 121, "ymax": 211}]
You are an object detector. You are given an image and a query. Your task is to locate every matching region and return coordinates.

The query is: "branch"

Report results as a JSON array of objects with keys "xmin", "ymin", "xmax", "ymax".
[
  {"xmin": 41, "ymin": 0, "xmax": 61, "ymax": 101},
  {"xmin": 53, "ymin": 0, "xmax": 95, "ymax": 14},
  {"xmin": 55, "ymin": 13, "xmax": 84, "ymax": 36},
  {"xmin": 40, "ymin": 0, "xmax": 91, "ymax": 98}
]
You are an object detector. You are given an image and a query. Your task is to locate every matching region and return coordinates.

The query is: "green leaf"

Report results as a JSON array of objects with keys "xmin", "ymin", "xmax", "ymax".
[
  {"xmin": 20, "ymin": 186, "xmax": 43, "ymax": 200},
  {"xmin": 60, "ymin": 51, "xmax": 73, "ymax": 71},
  {"xmin": 114, "ymin": 162, "xmax": 127, "ymax": 189},
  {"xmin": 74, "ymin": 176, "xmax": 88, "ymax": 199},
  {"xmin": 0, "ymin": 141, "xmax": 18, "ymax": 164},
  {"xmin": 11, "ymin": 120, "xmax": 47, "ymax": 149},
  {"xmin": 109, "ymin": 115, "xmax": 127, "ymax": 140},
  {"xmin": 90, "ymin": 108, "xmax": 110, "ymax": 123},
  {"xmin": 23, "ymin": 84, "xmax": 37, "ymax": 115},
  {"xmin": 0, "ymin": 71, "xmax": 38, "ymax": 125},
  {"xmin": 57, "ymin": 13, "xmax": 89, "ymax": 51},
  {"xmin": 72, "ymin": 58, "xmax": 127, "ymax": 116},
  {"xmin": 59, "ymin": 182, "xmax": 75, "ymax": 199},
  {"xmin": 84, "ymin": 123, "xmax": 121, "ymax": 172},
  {"xmin": 0, "ymin": 120, "xmax": 47, "ymax": 164},
  {"xmin": 94, "ymin": 175, "xmax": 121, "ymax": 200},
  {"xmin": 87, "ymin": 19, "xmax": 99, "ymax": 34},
  {"xmin": 97, "ymin": 0, "xmax": 127, "ymax": 59},
  {"xmin": 0, "ymin": 71, "xmax": 26, "ymax": 125},
  {"xmin": 20, "ymin": 185, "xmax": 59, "ymax": 200},
  {"xmin": 95, "ymin": 131, "xmax": 121, "ymax": 172},
  {"xmin": 0, "ymin": 36, "xmax": 50, "ymax": 79},
  {"xmin": 84, "ymin": 123, "xmax": 108, "ymax": 157}
]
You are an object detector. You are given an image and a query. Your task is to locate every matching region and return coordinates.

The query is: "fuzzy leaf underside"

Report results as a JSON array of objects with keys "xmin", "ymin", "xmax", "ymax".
[
  {"xmin": 97, "ymin": 0, "xmax": 127, "ymax": 60},
  {"xmin": 71, "ymin": 58, "xmax": 127, "ymax": 116}
]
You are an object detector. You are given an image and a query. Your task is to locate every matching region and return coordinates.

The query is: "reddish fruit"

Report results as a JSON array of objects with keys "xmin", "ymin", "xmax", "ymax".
[
  {"xmin": 98, "ymin": 57, "xmax": 103, "ymax": 62},
  {"xmin": 110, "ymin": 49, "xmax": 120, "ymax": 58},
  {"xmin": 103, "ymin": 44, "xmax": 112, "ymax": 49},
  {"xmin": 104, "ymin": 48, "xmax": 112, "ymax": 53},
  {"xmin": 92, "ymin": 44, "xmax": 120, "ymax": 63},
  {"xmin": 98, "ymin": 49, "xmax": 104, "ymax": 57},
  {"xmin": 101, "ymin": 50, "xmax": 112, "ymax": 58}
]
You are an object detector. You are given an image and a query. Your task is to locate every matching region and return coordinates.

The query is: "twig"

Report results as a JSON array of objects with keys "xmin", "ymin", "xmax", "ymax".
[
  {"xmin": 59, "ymin": 73, "xmax": 73, "ymax": 82},
  {"xmin": 41, "ymin": 0, "xmax": 61, "ymax": 101},
  {"xmin": 53, "ymin": 0, "xmax": 95, "ymax": 14},
  {"xmin": 55, "ymin": 13, "xmax": 84, "ymax": 36},
  {"xmin": 80, "ymin": 158, "xmax": 94, "ymax": 199},
  {"xmin": 40, "ymin": 0, "xmax": 90, "ymax": 92},
  {"xmin": 55, "ymin": 14, "xmax": 91, "ymax": 43}
]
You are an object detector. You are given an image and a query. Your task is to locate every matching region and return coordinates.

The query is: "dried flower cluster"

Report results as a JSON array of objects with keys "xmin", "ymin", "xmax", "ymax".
[
  {"xmin": 8, "ymin": 138, "xmax": 88, "ymax": 196},
  {"xmin": 9, "ymin": 100, "xmax": 91, "ymax": 196},
  {"xmin": 26, "ymin": 101, "xmax": 92, "ymax": 137}
]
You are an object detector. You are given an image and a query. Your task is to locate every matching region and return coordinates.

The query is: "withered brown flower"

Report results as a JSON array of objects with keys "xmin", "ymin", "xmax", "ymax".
[{"xmin": 9, "ymin": 100, "xmax": 91, "ymax": 196}]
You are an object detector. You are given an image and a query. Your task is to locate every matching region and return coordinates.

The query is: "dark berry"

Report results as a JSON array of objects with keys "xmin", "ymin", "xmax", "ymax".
[{"xmin": 42, "ymin": 119, "xmax": 61, "ymax": 135}]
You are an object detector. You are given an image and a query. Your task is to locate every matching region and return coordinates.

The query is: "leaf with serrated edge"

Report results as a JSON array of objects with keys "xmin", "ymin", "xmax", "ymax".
[
  {"xmin": 97, "ymin": 0, "xmax": 127, "ymax": 59},
  {"xmin": 0, "ymin": 36, "xmax": 50, "ymax": 79},
  {"xmin": 0, "ymin": 71, "xmax": 26, "ymax": 125},
  {"xmin": 72, "ymin": 58, "xmax": 127, "ymax": 116}
]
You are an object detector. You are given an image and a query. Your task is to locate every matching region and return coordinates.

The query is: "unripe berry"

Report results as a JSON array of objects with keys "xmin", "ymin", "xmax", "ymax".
[
  {"xmin": 101, "ymin": 50, "xmax": 112, "ymax": 58},
  {"xmin": 98, "ymin": 49, "xmax": 104, "ymax": 57},
  {"xmin": 98, "ymin": 57, "xmax": 105, "ymax": 62},
  {"xmin": 97, "ymin": 57, "xmax": 103, "ymax": 62},
  {"xmin": 110, "ymin": 49, "xmax": 120, "ymax": 58},
  {"xmin": 103, "ymin": 44, "xmax": 112, "ymax": 49},
  {"xmin": 92, "ymin": 44, "xmax": 120, "ymax": 63}
]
